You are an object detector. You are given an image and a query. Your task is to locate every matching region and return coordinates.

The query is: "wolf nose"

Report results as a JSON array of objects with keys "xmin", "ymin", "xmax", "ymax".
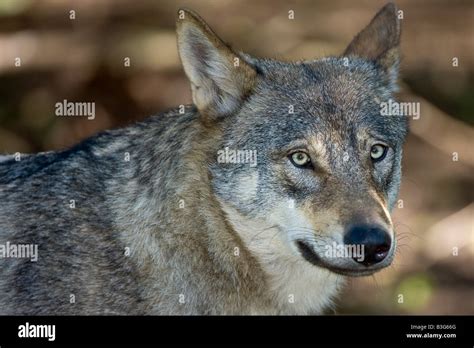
[{"xmin": 343, "ymin": 224, "xmax": 391, "ymax": 267}]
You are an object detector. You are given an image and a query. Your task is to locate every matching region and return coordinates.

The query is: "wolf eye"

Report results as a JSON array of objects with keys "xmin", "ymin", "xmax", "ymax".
[
  {"xmin": 289, "ymin": 152, "xmax": 312, "ymax": 168},
  {"xmin": 370, "ymin": 144, "xmax": 388, "ymax": 162}
]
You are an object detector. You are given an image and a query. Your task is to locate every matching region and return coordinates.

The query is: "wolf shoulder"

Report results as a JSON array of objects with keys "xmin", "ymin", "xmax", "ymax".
[{"xmin": 0, "ymin": 106, "xmax": 197, "ymax": 186}]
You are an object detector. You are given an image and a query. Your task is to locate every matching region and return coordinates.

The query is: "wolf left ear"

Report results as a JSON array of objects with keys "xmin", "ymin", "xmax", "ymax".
[
  {"xmin": 176, "ymin": 9, "xmax": 257, "ymax": 120},
  {"xmin": 343, "ymin": 3, "xmax": 401, "ymax": 87}
]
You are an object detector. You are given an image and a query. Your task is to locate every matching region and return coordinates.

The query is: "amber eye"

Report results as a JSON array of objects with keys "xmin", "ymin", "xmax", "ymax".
[
  {"xmin": 289, "ymin": 152, "xmax": 312, "ymax": 168},
  {"xmin": 370, "ymin": 144, "xmax": 388, "ymax": 162}
]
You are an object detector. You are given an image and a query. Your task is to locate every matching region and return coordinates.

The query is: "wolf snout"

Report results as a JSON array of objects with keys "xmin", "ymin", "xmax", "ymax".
[{"xmin": 343, "ymin": 224, "xmax": 392, "ymax": 267}]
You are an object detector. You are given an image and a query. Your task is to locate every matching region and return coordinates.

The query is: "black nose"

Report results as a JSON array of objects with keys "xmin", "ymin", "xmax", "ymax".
[{"xmin": 343, "ymin": 224, "xmax": 391, "ymax": 267}]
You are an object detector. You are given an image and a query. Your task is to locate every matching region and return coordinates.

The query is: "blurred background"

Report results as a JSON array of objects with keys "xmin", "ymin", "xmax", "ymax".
[{"xmin": 0, "ymin": 0, "xmax": 472, "ymax": 314}]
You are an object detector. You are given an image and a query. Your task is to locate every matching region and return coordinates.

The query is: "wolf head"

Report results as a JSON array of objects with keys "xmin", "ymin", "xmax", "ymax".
[{"xmin": 177, "ymin": 3, "xmax": 408, "ymax": 276}]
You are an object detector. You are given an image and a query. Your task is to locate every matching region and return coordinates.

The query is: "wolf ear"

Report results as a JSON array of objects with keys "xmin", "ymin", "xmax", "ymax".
[
  {"xmin": 343, "ymin": 3, "xmax": 401, "ymax": 86},
  {"xmin": 176, "ymin": 9, "xmax": 257, "ymax": 119}
]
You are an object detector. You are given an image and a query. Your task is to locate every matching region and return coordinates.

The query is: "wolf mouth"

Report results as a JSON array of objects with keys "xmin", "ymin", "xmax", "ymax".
[{"xmin": 296, "ymin": 240, "xmax": 383, "ymax": 277}]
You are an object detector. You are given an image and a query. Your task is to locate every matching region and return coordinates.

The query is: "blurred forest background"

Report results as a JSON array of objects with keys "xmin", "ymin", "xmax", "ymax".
[{"xmin": 0, "ymin": 0, "xmax": 472, "ymax": 314}]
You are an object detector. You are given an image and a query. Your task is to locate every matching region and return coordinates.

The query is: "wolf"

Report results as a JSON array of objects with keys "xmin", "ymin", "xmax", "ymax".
[{"xmin": 0, "ymin": 3, "xmax": 407, "ymax": 315}]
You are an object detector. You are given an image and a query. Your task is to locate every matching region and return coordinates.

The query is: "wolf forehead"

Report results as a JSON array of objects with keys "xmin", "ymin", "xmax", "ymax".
[{"xmin": 231, "ymin": 56, "xmax": 407, "ymax": 147}]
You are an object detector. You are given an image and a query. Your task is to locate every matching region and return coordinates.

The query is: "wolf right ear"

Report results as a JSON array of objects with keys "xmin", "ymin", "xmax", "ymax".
[
  {"xmin": 176, "ymin": 9, "xmax": 257, "ymax": 120},
  {"xmin": 343, "ymin": 3, "xmax": 401, "ymax": 88}
]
